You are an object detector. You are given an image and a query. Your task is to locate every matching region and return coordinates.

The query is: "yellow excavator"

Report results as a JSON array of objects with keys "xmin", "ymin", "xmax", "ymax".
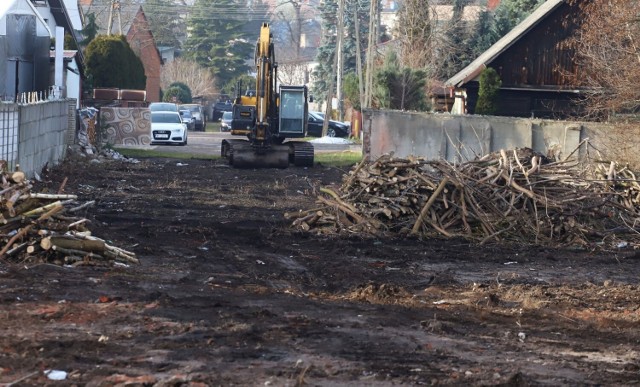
[{"xmin": 221, "ymin": 23, "xmax": 314, "ymax": 168}]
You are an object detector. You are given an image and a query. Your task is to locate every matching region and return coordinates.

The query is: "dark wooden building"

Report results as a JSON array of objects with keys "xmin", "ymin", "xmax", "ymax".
[{"xmin": 446, "ymin": 0, "xmax": 585, "ymax": 119}]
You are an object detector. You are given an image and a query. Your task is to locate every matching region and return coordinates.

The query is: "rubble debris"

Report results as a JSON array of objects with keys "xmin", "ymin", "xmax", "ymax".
[
  {"xmin": 0, "ymin": 161, "xmax": 138, "ymax": 266},
  {"xmin": 290, "ymin": 146, "xmax": 640, "ymax": 249}
]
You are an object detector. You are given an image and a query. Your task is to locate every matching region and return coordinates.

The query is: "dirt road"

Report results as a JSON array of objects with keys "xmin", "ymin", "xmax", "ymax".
[{"xmin": 1, "ymin": 156, "xmax": 639, "ymax": 385}]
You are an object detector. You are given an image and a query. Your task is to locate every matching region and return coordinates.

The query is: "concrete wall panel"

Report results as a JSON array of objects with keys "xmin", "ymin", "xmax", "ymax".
[
  {"xmin": 365, "ymin": 109, "xmax": 608, "ymax": 163},
  {"xmin": 459, "ymin": 116, "xmax": 491, "ymax": 162},
  {"xmin": 16, "ymin": 100, "xmax": 72, "ymax": 177}
]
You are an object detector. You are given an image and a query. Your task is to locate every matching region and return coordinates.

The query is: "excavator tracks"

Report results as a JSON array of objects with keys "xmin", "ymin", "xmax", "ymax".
[
  {"xmin": 221, "ymin": 139, "xmax": 314, "ymax": 168},
  {"xmin": 290, "ymin": 141, "xmax": 314, "ymax": 167}
]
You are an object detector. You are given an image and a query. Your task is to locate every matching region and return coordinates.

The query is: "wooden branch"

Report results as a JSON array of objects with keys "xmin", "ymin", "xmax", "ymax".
[
  {"xmin": 50, "ymin": 235, "xmax": 105, "ymax": 253},
  {"xmin": 0, "ymin": 203, "xmax": 63, "ymax": 258},
  {"xmin": 20, "ymin": 193, "xmax": 78, "ymax": 200},
  {"xmin": 22, "ymin": 201, "xmax": 64, "ymax": 217},
  {"xmin": 411, "ymin": 177, "xmax": 449, "ymax": 234},
  {"xmin": 67, "ymin": 200, "xmax": 95, "ymax": 213}
]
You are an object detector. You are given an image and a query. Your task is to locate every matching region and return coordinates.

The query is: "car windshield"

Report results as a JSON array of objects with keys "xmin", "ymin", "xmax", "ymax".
[
  {"xmin": 180, "ymin": 110, "xmax": 192, "ymax": 118},
  {"xmin": 150, "ymin": 103, "xmax": 178, "ymax": 112},
  {"xmin": 182, "ymin": 105, "xmax": 200, "ymax": 113},
  {"xmin": 152, "ymin": 112, "xmax": 182, "ymax": 123},
  {"xmin": 222, "ymin": 112, "xmax": 232, "ymax": 120}
]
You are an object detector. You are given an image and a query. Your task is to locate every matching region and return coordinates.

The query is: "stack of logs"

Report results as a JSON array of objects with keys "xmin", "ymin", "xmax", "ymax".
[
  {"xmin": 288, "ymin": 148, "xmax": 640, "ymax": 248},
  {"xmin": 0, "ymin": 162, "xmax": 138, "ymax": 266}
]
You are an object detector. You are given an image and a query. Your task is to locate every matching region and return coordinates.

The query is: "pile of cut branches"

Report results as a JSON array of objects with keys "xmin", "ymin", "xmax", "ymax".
[
  {"xmin": 0, "ymin": 162, "xmax": 138, "ymax": 266},
  {"xmin": 288, "ymin": 148, "xmax": 640, "ymax": 249}
]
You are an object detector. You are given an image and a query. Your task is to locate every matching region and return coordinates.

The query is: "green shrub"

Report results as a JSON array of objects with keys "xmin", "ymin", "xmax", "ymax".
[
  {"xmin": 475, "ymin": 67, "xmax": 502, "ymax": 115},
  {"xmin": 85, "ymin": 35, "xmax": 146, "ymax": 90},
  {"xmin": 163, "ymin": 86, "xmax": 190, "ymax": 104},
  {"xmin": 168, "ymin": 82, "xmax": 192, "ymax": 103}
]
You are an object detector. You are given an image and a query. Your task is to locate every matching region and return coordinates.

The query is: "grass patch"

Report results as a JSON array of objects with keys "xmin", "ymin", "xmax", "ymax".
[
  {"xmin": 113, "ymin": 146, "xmax": 219, "ymax": 160},
  {"xmin": 315, "ymin": 151, "xmax": 362, "ymax": 167},
  {"xmin": 205, "ymin": 122, "xmax": 221, "ymax": 132},
  {"xmin": 113, "ymin": 146, "xmax": 361, "ymax": 166}
]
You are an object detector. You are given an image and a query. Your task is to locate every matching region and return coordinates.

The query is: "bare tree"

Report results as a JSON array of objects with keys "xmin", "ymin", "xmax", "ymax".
[
  {"xmin": 394, "ymin": 1, "xmax": 473, "ymax": 86},
  {"xmin": 395, "ymin": 0, "xmax": 435, "ymax": 70},
  {"xmin": 274, "ymin": 0, "xmax": 305, "ymax": 59},
  {"xmin": 277, "ymin": 62, "xmax": 309, "ymax": 86},
  {"xmin": 272, "ymin": 0, "xmax": 318, "ymax": 84},
  {"xmin": 567, "ymin": 0, "xmax": 640, "ymax": 119},
  {"xmin": 564, "ymin": 0, "xmax": 640, "ymax": 167},
  {"xmin": 161, "ymin": 58, "xmax": 219, "ymax": 98}
]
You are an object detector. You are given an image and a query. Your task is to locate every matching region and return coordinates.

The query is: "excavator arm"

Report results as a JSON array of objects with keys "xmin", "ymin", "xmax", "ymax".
[{"xmin": 254, "ymin": 24, "xmax": 273, "ymax": 143}]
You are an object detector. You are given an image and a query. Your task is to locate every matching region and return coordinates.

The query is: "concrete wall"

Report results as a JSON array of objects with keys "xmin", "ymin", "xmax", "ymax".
[
  {"xmin": 363, "ymin": 110, "xmax": 598, "ymax": 162},
  {"xmin": 18, "ymin": 100, "xmax": 75, "ymax": 177},
  {"xmin": 1, "ymin": 100, "xmax": 74, "ymax": 177}
]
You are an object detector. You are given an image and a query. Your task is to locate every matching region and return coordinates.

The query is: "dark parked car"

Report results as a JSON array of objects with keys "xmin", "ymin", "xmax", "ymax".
[
  {"xmin": 212, "ymin": 101, "xmax": 233, "ymax": 121},
  {"xmin": 306, "ymin": 111, "xmax": 351, "ymax": 138},
  {"xmin": 179, "ymin": 109, "xmax": 196, "ymax": 131},
  {"xmin": 180, "ymin": 104, "xmax": 206, "ymax": 131}
]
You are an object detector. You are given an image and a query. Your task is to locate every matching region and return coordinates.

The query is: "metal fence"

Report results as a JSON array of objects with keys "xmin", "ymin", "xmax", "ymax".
[{"xmin": 0, "ymin": 103, "xmax": 19, "ymax": 171}]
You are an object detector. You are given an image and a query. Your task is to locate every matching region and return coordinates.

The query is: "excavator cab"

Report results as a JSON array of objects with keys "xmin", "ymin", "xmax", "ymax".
[{"xmin": 278, "ymin": 86, "xmax": 308, "ymax": 138}]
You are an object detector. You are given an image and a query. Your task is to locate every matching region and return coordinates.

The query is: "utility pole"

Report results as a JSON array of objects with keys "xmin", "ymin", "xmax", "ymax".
[
  {"xmin": 107, "ymin": 0, "xmax": 114, "ymax": 35},
  {"xmin": 107, "ymin": 0, "xmax": 122, "ymax": 35},
  {"xmin": 336, "ymin": 0, "xmax": 345, "ymax": 121},
  {"xmin": 364, "ymin": 0, "xmax": 379, "ymax": 109},
  {"xmin": 322, "ymin": 0, "xmax": 344, "ymax": 136},
  {"xmin": 354, "ymin": 4, "xmax": 364, "ymax": 112},
  {"xmin": 116, "ymin": 0, "xmax": 123, "ymax": 35}
]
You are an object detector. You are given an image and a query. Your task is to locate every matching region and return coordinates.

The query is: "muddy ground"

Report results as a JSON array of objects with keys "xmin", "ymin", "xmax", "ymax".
[{"xmin": 1, "ymin": 156, "xmax": 640, "ymax": 386}]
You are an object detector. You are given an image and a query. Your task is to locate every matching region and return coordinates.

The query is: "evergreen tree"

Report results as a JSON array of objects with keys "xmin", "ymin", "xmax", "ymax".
[
  {"xmin": 492, "ymin": 0, "xmax": 545, "ymax": 39},
  {"xmin": 163, "ymin": 86, "xmax": 190, "ymax": 103},
  {"xmin": 466, "ymin": 9, "xmax": 496, "ymax": 60},
  {"xmin": 183, "ymin": 0, "xmax": 268, "ymax": 88},
  {"xmin": 311, "ymin": 0, "xmax": 338, "ymax": 101},
  {"xmin": 474, "ymin": 67, "xmax": 501, "ymax": 115},
  {"xmin": 374, "ymin": 52, "xmax": 428, "ymax": 111},
  {"xmin": 79, "ymin": 13, "xmax": 99, "ymax": 46},
  {"xmin": 85, "ymin": 35, "xmax": 146, "ymax": 90},
  {"xmin": 311, "ymin": 0, "xmax": 370, "ymax": 101},
  {"xmin": 168, "ymin": 82, "xmax": 192, "ymax": 103},
  {"xmin": 342, "ymin": 72, "xmax": 361, "ymax": 111},
  {"xmin": 144, "ymin": 0, "xmax": 182, "ymax": 47}
]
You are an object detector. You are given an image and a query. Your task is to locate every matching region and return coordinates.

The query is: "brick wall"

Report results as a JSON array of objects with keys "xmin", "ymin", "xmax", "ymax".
[{"xmin": 127, "ymin": 8, "xmax": 162, "ymax": 103}]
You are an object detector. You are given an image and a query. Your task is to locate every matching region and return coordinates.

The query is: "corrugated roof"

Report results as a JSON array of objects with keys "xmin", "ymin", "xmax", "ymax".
[{"xmin": 445, "ymin": 0, "xmax": 565, "ymax": 88}]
